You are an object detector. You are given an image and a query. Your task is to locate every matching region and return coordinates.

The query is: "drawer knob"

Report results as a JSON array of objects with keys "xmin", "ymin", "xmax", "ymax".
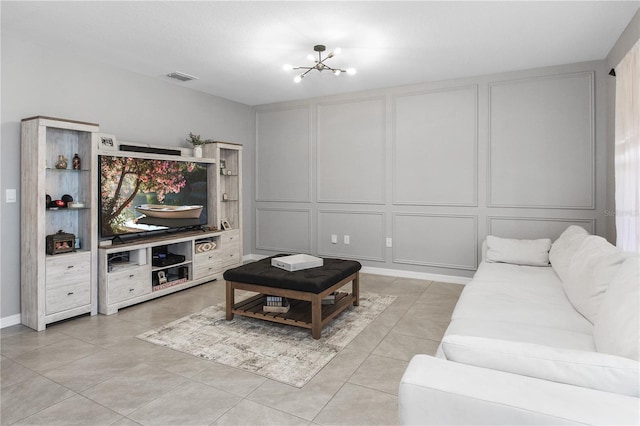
[
  {"xmin": 129, "ymin": 288, "xmax": 134, "ymax": 292},
  {"xmin": 129, "ymin": 274, "xmax": 134, "ymax": 278},
  {"xmin": 67, "ymin": 265, "xmax": 74, "ymax": 269},
  {"xmin": 67, "ymin": 292, "xmax": 74, "ymax": 295}
]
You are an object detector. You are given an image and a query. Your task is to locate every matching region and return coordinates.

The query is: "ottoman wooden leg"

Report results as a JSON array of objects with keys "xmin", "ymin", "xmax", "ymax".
[
  {"xmin": 353, "ymin": 272, "xmax": 360, "ymax": 306},
  {"xmin": 226, "ymin": 281, "xmax": 235, "ymax": 320},
  {"xmin": 311, "ymin": 296, "xmax": 322, "ymax": 339}
]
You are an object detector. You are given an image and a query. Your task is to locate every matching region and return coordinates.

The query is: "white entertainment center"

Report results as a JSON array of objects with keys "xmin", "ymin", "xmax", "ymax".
[
  {"xmin": 20, "ymin": 116, "xmax": 243, "ymax": 329},
  {"xmin": 98, "ymin": 228, "xmax": 240, "ymax": 314}
]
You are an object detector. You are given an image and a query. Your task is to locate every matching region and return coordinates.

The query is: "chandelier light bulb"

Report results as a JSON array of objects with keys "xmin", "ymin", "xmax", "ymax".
[
  {"xmin": 294, "ymin": 75, "xmax": 303, "ymax": 83},
  {"xmin": 333, "ymin": 69, "xmax": 341, "ymax": 76},
  {"xmin": 283, "ymin": 64, "xmax": 293, "ymax": 71},
  {"xmin": 307, "ymin": 54, "xmax": 316, "ymax": 62},
  {"xmin": 346, "ymin": 68, "xmax": 357, "ymax": 75},
  {"xmin": 334, "ymin": 47, "xmax": 342, "ymax": 55}
]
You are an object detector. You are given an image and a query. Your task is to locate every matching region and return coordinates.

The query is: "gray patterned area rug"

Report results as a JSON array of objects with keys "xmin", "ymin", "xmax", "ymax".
[{"xmin": 137, "ymin": 292, "xmax": 396, "ymax": 387}]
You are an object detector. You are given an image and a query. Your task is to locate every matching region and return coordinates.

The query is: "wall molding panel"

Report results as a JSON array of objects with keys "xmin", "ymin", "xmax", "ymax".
[
  {"xmin": 488, "ymin": 71, "xmax": 595, "ymax": 209},
  {"xmin": 487, "ymin": 216, "xmax": 596, "ymax": 240},
  {"xmin": 393, "ymin": 213, "xmax": 478, "ymax": 270},
  {"xmin": 255, "ymin": 106, "xmax": 313, "ymax": 202},
  {"xmin": 392, "ymin": 85, "xmax": 478, "ymax": 206},
  {"xmin": 317, "ymin": 97, "xmax": 386, "ymax": 204},
  {"xmin": 256, "ymin": 208, "xmax": 312, "ymax": 253},
  {"xmin": 318, "ymin": 210, "xmax": 385, "ymax": 261}
]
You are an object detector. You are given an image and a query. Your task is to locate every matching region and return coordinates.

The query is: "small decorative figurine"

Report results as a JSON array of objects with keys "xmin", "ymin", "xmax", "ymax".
[
  {"xmin": 55, "ymin": 155, "xmax": 68, "ymax": 169},
  {"xmin": 72, "ymin": 154, "xmax": 81, "ymax": 170}
]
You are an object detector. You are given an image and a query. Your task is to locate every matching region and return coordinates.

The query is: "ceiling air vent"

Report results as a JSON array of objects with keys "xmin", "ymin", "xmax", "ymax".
[{"xmin": 166, "ymin": 71, "xmax": 198, "ymax": 82}]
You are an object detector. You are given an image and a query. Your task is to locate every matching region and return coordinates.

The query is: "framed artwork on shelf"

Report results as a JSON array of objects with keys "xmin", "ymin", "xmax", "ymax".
[{"xmin": 221, "ymin": 219, "xmax": 231, "ymax": 230}]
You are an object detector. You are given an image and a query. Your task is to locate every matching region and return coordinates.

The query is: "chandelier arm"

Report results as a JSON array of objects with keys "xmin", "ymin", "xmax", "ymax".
[
  {"xmin": 300, "ymin": 68, "xmax": 315, "ymax": 78},
  {"xmin": 321, "ymin": 64, "xmax": 347, "ymax": 73}
]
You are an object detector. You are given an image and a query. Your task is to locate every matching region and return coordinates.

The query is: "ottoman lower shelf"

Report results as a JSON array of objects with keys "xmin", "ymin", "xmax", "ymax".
[{"xmin": 232, "ymin": 292, "xmax": 354, "ymax": 331}]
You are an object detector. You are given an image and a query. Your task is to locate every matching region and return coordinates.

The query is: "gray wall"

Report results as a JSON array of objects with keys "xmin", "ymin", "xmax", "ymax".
[
  {"xmin": 1, "ymin": 33, "xmax": 255, "ymax": 323},
  {"xmin": 254, "ymin": 60, "xmax": 609, "ymax": 278}
]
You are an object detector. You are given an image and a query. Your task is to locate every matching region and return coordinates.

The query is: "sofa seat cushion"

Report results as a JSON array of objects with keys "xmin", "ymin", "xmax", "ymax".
[
  {"xmin": 451, "ymin": 262, "xmax": 593, "ymax": 335},
  {"xmin": 440, "ymin": 335, "xmax": 640, "ymax": 397},
  {"xmin": 443, "ymin": 319, "xmax": 595, "ymax": 352}
]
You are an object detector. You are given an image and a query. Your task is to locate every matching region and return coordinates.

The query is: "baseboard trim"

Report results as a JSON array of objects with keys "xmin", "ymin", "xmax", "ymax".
[
  {"xmin": 360, "ymin": 266, "xmax": 471, "ymax": 285},
  {"xmin": 0, "ymin": 314, "xmax": 21, "ymax": 329},
  {"xmin": 244, "ymin": 254, "xmax": 471, "ymax": 285}
]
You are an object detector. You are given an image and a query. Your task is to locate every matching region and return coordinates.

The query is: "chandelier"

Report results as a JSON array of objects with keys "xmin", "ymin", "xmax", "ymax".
[{"xmin": 283, "ymin": 45, "xmax": 357, "ymax": 83}]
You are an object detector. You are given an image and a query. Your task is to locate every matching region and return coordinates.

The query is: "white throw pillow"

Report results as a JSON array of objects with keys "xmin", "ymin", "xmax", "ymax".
[
  {"xmin": 594, "ymin": 255, "xmax": 640, "ymax": 361},
  {"xmin": 563, "ymin": 236, "xmax": 626, "ymax": 324},
  {"xmin": 441, "ymin": 334, "xmax": 640, "ymax": 397},
  {"xmin": 485, "ymin": 235, "xmax": 551, "ymax": 266},
  {"xmin": 549, "ymin": 225, "xmax": 589, "ymax": 282}
]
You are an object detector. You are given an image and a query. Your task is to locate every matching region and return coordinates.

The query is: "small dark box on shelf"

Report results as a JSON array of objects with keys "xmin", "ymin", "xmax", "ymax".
[{"xmin": 46, "ymin": 230, "xmax": 76, "ymax": 255}]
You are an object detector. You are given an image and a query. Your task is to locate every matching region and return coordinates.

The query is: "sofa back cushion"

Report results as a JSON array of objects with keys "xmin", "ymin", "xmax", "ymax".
[
  {"xmin": 594, "ymin": 255, "xmax": 640, "ymax": 361},
  {"xmin": 485, "ymin": 235, "xmax": 551, "ymax": 266},
  {"xmin": 549, "ymin": 225, "xmax": 589, "ymax": 282},
  {"xmin": 562, "ymin": 236, "xmax": 627, "ymax": 324},
  {"xmin": 441, "ymin": 334, "xmax": 640, "ymax": 397}
]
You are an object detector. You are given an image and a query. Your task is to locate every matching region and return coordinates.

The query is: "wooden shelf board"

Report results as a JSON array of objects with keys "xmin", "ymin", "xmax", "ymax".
[{"xmin": 232, "ymin": 292, "xmax": 354, "ymax": 330}]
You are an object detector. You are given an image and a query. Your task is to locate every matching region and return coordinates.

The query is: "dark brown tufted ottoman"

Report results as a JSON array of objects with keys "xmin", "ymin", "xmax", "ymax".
[{"xmin": 223, "ymin": 255, "xmax": 361, "ymax": 339}]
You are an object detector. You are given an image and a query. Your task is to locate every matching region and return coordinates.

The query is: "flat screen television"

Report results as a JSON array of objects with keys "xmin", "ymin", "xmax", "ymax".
[{"xmin": 99, "ymin": 155, "xmax": 208, "ymax": 240}]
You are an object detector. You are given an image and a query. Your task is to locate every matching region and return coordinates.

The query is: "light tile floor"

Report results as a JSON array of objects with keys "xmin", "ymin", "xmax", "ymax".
[{"xmin": 1, "ymin": 273, "xmax": 463, "ymax": 426}]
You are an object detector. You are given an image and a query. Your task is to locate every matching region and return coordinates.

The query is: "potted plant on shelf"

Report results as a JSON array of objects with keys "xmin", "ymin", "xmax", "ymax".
[{"xmin": 186, "ymin": 132, "xmax": 217, "ymax": 158}]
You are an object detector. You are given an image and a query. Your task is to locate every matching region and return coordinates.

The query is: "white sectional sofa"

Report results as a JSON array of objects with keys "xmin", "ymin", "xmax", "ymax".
[{"xmin": 399, "ymin": 226, "xmax": 640, "ymax": 425}]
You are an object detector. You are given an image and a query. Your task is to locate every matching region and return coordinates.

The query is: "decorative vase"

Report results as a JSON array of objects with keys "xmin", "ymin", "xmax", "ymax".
[
  {"xmin": 72, "ymin": 153, "xmax": 81, "ymax": 170},
  {"xmin": 193, "ymin": 145, "xmax": 203, "ymax": 158},
  {"xmin": 55, "ymin": 155, "xmax": 68, "ymax": 169}
]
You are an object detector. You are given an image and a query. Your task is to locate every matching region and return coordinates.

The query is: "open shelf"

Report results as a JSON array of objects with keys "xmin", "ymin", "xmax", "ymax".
[{"xmin": 232, "ymin": 292, "xmax": 354, "ymax": 330}]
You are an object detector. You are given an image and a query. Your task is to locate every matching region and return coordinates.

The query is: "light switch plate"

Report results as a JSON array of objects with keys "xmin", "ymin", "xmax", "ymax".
[{"xmin": 5, "ymin": 189, "xmax": 16, "ymax": 203}]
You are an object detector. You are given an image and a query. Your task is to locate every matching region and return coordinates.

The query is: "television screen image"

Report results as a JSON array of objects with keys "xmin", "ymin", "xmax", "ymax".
[{"xmin": 99, "ymin": 155, "xmax": 208, "ymax": 239}]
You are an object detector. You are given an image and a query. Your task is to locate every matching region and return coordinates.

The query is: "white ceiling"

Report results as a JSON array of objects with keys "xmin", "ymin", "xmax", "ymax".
[{"xmin": 2, "ymin": 1, "xmax": 638, "ymax": 106}]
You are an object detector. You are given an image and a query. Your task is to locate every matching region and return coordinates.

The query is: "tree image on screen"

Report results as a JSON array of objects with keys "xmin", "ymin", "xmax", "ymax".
[{"xmin": 100, "ymin": 156, "xmax": 204, "ymax": 236}]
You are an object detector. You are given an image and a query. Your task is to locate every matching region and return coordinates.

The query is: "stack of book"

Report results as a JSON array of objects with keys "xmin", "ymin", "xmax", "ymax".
[
  {"xmin": 322, "ymin": 292, "xmax": 337, "ymax": 305},
  {"xmin": 263, "ymin": 296, "xmax": 290, "ymax": 313}
]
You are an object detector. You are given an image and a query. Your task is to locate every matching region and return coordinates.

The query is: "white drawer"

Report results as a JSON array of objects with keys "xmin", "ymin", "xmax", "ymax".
[
  {"xmin": 221, "ymin": 230, "xmax": 240, "ymax": 245},
  {"xmin": 46, "ymin": 252, "xmax": 91, "ymax": 289},
  {"xmin": 220, "ymin": 246, "xmax": 241, "ymax": 268},
  {"xmin": 46, "ymin": 282, "xmax": 90, "ymax": 315},
  {"xmin": 194, "ymin": 251, "xmax": 222, "ymax": 279},
  {"xmin": 107, "ymin": 266, "xmax": 150, "ymax": 304},
  {"xmin": 194, "ymin": 263, "xmax": 222, "ymax": 280},
  {"xmin": 194, "ymin": 250, "xmax": 217, "ymax": 264}
]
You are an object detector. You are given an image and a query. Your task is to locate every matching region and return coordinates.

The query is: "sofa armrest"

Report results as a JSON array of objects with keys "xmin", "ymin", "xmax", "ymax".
[{"xmin": 399, "ymin": 355, "xmax": 640, "ymax": 425}]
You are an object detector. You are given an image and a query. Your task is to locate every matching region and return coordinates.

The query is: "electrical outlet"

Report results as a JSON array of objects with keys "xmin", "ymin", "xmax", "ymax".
[
  {"xmin": 331, "ymin": 234, "xmax": 338, "ymax": 244},
  {"xmin": 386, "ymin": 237, "xmax": 392, "ymax": 248},
  {"xmin": 344, "ymin": 235, "xmax": 350, "ymax": 244}
]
